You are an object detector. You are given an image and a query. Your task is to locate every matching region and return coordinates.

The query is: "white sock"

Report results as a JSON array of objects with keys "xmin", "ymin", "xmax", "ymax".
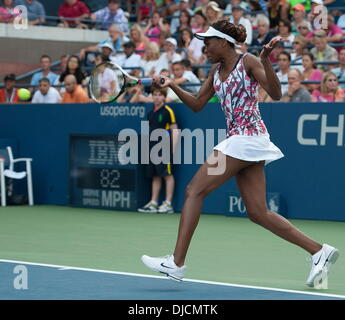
[
  {"xmin": 165, "ymin": 200, "xmax": 171, "ymax": 206},
  {"xmin": 151, "ymin": 200, "xmax": 158, "ymax": 205}
]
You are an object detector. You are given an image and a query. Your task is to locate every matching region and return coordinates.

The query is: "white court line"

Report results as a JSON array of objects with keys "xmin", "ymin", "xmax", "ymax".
[{"xmin": 0, "ymin": 259, "xmax": 344, "ymax": 299}]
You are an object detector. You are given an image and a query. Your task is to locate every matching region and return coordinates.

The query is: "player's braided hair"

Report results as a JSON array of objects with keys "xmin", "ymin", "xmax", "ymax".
[{"xmin": 211, "ymin": 20, "xmax": 247, "ymax": 45}]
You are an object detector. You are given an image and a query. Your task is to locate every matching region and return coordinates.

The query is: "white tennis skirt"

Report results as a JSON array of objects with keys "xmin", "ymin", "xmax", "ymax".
[{"xmin": 213, "ymin": 134, "xmax": 284, "ymax": 166}]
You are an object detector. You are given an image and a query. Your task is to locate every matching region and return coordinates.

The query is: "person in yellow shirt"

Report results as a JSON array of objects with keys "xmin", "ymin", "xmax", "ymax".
[{"xmin": 62, "ymin": 74, "xmax": 89, "ymax": 103}]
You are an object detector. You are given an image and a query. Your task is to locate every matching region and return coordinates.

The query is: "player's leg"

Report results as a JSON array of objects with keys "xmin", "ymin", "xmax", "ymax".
[
  {"xmin": 235, "ymin": 161, "xmax": 322, "ymax": 254},
  {"xmin": 142, "ymin": 151, "xmax": 252, "ymax": 279},
  {"xmin": 236, "ymin": 161, "xmax": 339, "ymax": 287},
  {"xmin": 172, "ymin": 151, "xmax": 252, "ymax": 267}
]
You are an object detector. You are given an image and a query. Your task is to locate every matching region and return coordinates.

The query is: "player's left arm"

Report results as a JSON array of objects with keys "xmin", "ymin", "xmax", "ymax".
[{"xmin": 245, "ymin": 37, "xmax": 283, "ymax": 101}]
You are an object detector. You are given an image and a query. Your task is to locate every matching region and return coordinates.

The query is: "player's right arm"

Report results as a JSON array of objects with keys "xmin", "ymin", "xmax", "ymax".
[{"xmin": 156, "ymin": 65, "xmax": 217, "ymax": 112}]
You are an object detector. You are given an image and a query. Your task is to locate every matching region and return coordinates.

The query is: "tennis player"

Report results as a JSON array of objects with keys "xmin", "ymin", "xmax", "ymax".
[{"xmin": 141, "ymin": 20, "xmax": 339, "ymax": 287}]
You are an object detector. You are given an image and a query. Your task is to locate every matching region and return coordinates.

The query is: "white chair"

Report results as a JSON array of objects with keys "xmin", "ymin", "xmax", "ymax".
[{"xmin": 0, "ymin": 146, "xmax": 33, "ymax": 206}]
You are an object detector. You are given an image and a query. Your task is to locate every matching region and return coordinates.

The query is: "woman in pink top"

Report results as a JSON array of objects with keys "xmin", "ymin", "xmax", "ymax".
[
  {"xmin": 302, "ymin": 53, "xmax": 323, "ymax": 92},
  {"xmin": 141, "ymin": 20, "xmax": 337, "ymax": 288},
  {"xmin": 312, "ymin": 71, "xmax": 345, "ymax": 102},
  {"xmin": 144, "ymin": 11, "xmax": 162, "ymax": 45},
  {"xmin": 0, "ymin": 0, "xmax": 20, "ymax": 23}
]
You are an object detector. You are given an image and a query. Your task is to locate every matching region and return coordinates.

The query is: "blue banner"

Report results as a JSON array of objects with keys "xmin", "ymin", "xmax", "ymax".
[{"xmin": 0, "ymin": 102, "xmax": 344, "ymax": 221}]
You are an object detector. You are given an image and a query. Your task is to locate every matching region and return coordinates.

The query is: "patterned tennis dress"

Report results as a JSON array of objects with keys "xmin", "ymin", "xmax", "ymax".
[{"xmin": 213, "ymin": 54, "xmax": 284, "ymax": 165}]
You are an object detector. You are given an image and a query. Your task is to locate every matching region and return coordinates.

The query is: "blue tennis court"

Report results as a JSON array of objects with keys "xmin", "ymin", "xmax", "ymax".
[{"xmin": 1, "ymin": 260, "xmax": 344, "ymax": 300}]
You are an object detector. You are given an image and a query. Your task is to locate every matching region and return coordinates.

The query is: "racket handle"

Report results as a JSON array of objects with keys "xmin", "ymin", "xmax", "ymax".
[
  {"xmin": 138, "ymin": 78, "xmax": 153, "ymax": 86},
  {"xmin": 138, "ymin": 78, "xmax": 166, "ymax": 86}
]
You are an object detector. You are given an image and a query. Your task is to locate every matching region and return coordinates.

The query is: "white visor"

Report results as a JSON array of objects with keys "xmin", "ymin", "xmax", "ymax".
[{"xmin": 194, "ymin": 27, "xmax": 243, "ymax": 48}]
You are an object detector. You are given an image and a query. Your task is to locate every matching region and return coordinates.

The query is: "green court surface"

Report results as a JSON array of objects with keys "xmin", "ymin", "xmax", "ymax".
[{"xmin": 0, "ymin": 206, "xmax": 344, "ymax": 296}]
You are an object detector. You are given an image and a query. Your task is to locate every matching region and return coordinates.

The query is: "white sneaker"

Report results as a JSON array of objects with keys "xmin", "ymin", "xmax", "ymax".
[
  {"xmin": 141, "ymin": 254, "xmax": 186, "ymax": 281},
  {"xmin": 138, "ymin": 201, "xmax": 158, "ymax": 213},
  {"xmin": 158, "ymin": 201, "xmax": 174, "ymax": 213},
  {"xmin": 306, "ymin": 244, "xmax": 339, "ymax": 288}
]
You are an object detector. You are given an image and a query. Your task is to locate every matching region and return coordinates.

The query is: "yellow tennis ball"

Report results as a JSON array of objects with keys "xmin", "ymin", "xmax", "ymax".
[{"xmin": 18, "ymin": 88, "xmax": 31, "ymax": 101}]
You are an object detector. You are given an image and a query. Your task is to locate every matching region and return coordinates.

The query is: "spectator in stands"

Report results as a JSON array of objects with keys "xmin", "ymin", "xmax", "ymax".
[
  {"xmin": 119, "ymin": 84, "xmax": 153, "ymax": 103},
  {"xmin": 59, "ymin": 55, "xmax": 87, "ymax": 90},
  {"xmin": 90, "ymin": 53, "xmax": 118, "ymax": 102},
  {"xmin": 281, "ymin": 69, "xmax": 312, "ymax": 102},
  {"xmin": 310, "ymin": 30, "xmax": 338, "ymax": 72},
  {"xmin": 31, "ymin": 78, "xmax": 61, "ymax": 103},
  {"xmin": 79, "ymin": 24, "xmax": 122, "ymax": 62},
  {"xmin": 229, "ymin": 4, "xmax": 252, "ymax": 48},
  {"xmin": 302, "ymin": 52, "xmax": 323, "ymax": 92},
  {"xmin": 204, "ymin": 1, "xmax": 223, "ymax": 25},
  {"xmin": 129, "ymin": 24, "xmax": 148, "ymax": 57},
  {"xmin": 141, "ymin": 41, "xmax": 160, "ymax": 77},
  {"xmin": 290, "ymin": 35, "xmax": 308, "ymax": 71},
  {"xmin": 331, "ymin": 47, "xmax": 345, "ymax": 89},
  {"xmin": 172, "ymin": 9, "xmax": 192, "ymax": 43},
  {"xmin": 224, "ymin": 0, "xmax": 249, "ymax": 15},
  {"xmin": 14, "ymin": 0, "xmax": 45, "ymax": 25},
  {"xmin": 189, "ymin": 43, "xmax": 208, "ymax": 81},
  {"xmin": 30, "ymin": 55, "xmax": 59, "ymax": 90},
  {"xmin": 58, "ymin": 0, "xmax": 90, "ymax": 29},
  {"xmin": 91, "ymin": 0, "xmax": 128, "ymax": 33},
  {"xmin": 171, "ymin": 61, "xmax": 201, "ymax": 94},
  {"xmin": 59, "ymin": 55, "xmax": 69, "ymax": 74},
  {"xmin": 296, "ymin": 20, "xmax": 313, "ymax": 44},
  {"xmin": 277, "ymin": 51, "xmax": 291, "ymax": 96},
  {"xmin": 278, "ymin": 20, "xmax": 295, "ymax": 49},
  {"xmin": 0, "ymin": 74, "xmax": 19, "ymax": 103},
  {"xmin": 311, "ymin": 71, "xmax": 345, "ymax": 102},
  {"xmin": 267, "ymin": 0, "xmax": 286, "ymax": 30},
  {"xmin": 191, "ymin": 9, "xmax": 208, "ymax": 34},
  {"xmin": 170, "ymin": 0, "xmax": 194, "ymax": 35},
  {"xmin": 291, "ymin": 4, "xmax": 307, "ymax": 33},
  {"xmin": 112, "ymin": 41, "xmax": 142, "ymax": 77},
  {"xmin": 181, "ymin": 59, "xmax": 202, "ymax": 90},
  {"xmin": 100, "ymin": 42, "xmax": 116, "ymax": 59},
  {"xmin": 61, "ymin": 74, "xmax": 89, "ymax": 103},
  {"xmin": 184, "ymin": 29, "xmax": 204, "ymax": 66},
  {"xmin": 195, "ymin": 0, "xmax": 213, "ymax": 13},
  {"xmin": 247, "ymin": 0, "xmax": 267, "ymax": 30},
  {"xmin": 178, "ymin": 28, "xmax": 194, "ymax": 55},
  {"xmin": 325, "ymin": 15, "xmax": 345, "ymax": 51},
  {"xmin": 251, "ymin": 16, "xmax": 274, "ymax": 49},
  {"xmin": 0, "ymin": 0, "xmax": 20, "ymax": 23},
  {"xmin": 138, "ymin": 0, "xmax": 156, "ymax": 23},
  {"xmin": 144, "ymin": 11, "xmax": 163, "ymax": 45},
  {"xmin": 154, "ymin": 37, "xmax": 183, "ymax": 76},
  {"xmin": 336, "ymin": 6, "xmax": 345, "ymax": 30}
]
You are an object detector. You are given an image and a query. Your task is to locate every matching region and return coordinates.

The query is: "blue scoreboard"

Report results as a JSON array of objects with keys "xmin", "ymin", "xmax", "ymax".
[{"xmin": 69, "ymin": 135, "xmax": 149, "ymax": 211}]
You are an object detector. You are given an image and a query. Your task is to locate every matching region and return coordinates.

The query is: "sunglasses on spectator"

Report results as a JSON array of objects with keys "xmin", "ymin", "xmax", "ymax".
[
  {"xmin": 293, "ymin": 41, "xmax": 300, "ymax": 44},
  {"xmin": 298, "ymin": 26, "xmax": 308, "ymax": 29},
  {"xmin": 278, "ymin": 58, "xmax": 289, "ymax": 61}
]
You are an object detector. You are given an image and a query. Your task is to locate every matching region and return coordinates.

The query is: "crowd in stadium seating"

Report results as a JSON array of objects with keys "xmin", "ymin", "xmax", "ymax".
[{"xmin": 2, "ymin": 0, "xmax": 345, "ymax": 103}]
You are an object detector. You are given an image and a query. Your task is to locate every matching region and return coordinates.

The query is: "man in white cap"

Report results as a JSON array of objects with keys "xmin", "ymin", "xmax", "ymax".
[{"xmin": 154, "ymin": 37, "xmax": 183, "ymax": 75}]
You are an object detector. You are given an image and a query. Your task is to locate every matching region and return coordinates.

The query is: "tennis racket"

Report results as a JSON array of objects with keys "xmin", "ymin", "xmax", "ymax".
[{"xmin": 89, "ymin": 61, "xmax": 163, "ymax": 104}]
